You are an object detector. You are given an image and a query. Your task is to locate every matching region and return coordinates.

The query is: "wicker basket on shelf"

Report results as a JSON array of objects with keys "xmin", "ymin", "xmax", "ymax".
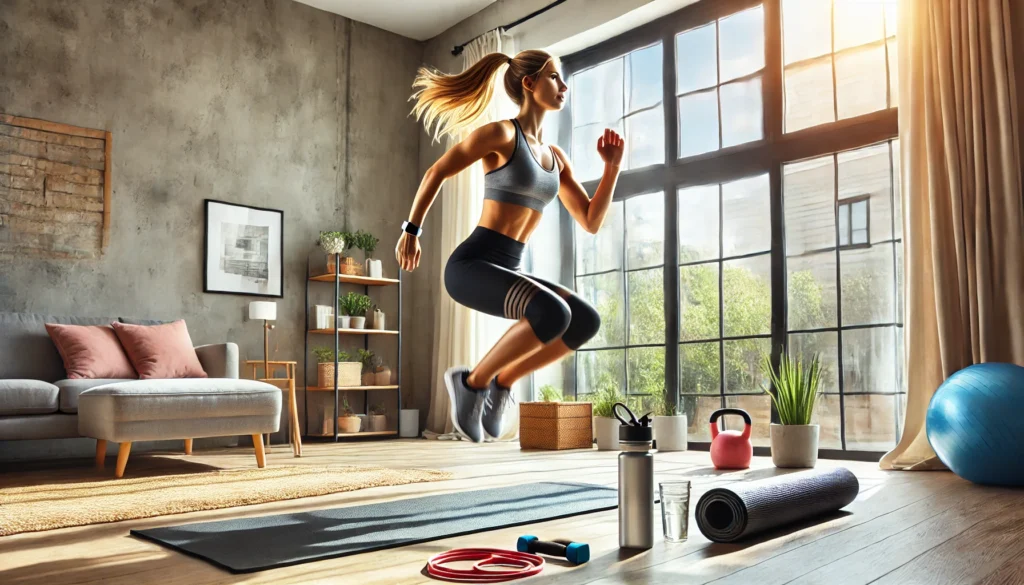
[
  {"xmin": 339, "ymin": 257, "xmax": 363, "ymax": 276},
  {"xmin": 519, "ymin": 401, "xmax": 593, "ymax": 450},
  {"xmin": 317, "ymin": 361, "xmax": 362, "ymax": 388}
]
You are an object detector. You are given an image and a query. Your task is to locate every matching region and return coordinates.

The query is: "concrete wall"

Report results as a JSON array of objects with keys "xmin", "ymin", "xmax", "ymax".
[{"xmin": 0, "ymin": 0, "xmax": 423, "ymax": 458}]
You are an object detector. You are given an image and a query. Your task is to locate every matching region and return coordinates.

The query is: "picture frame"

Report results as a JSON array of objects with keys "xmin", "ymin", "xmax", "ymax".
[{"xmin": 203, "ymin": 199, "xmax": 284, "ymax": 298}]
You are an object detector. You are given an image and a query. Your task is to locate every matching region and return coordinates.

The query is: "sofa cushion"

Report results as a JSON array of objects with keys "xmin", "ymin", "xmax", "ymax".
[
  {"xmin": 45, "ymin": 323, "xmax": 137, "ymax": 379},
  {"xmin": 0, "ymin": 414, "xmax": 80, "ymax": 440},
  {"xmin": 0, "ymin": 380, "xmax": 59, "ymax": 415},
  {"xmin": 55, "ymin": 379, "xmax": 135, "ymax": 414},
  {"xmin": 0, "ymin": 312, "xmax": 119, "ymax": 382},
  {"xmin": 111, "ymin": 320, "xmax": 208, "ymax": 379}
]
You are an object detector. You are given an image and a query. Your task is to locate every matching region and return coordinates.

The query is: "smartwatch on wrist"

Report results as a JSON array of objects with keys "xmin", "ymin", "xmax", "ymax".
[{"xmin": 401, "ymin": 220, "xmax": 423, "ymax": 237}]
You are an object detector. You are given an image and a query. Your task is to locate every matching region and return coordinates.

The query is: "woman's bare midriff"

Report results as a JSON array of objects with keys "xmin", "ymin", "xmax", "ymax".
[{"xmin": 478, "ymin": 199, "xmax": 543, "ymax": 243}]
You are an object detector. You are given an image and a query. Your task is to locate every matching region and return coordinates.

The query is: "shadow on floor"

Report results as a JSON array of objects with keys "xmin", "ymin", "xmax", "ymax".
[
  {"xmin": 701, "ymin": 509, "xmax": 854, "ymax": 554},
  {"xmin": 0, "ymin": 455, "xmax": 224, "ymax": 488}
]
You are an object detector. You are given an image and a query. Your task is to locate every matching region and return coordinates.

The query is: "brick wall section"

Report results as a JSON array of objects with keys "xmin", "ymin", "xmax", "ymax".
[{"xmin": 0, "ymin": 118, "xmax": 108, "ymax": 259}]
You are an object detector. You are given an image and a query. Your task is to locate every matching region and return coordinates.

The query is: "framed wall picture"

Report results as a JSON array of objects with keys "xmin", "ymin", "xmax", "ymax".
[{"xmin": 203, "ymin": 199, "xmax": 284, "ymax": 298}]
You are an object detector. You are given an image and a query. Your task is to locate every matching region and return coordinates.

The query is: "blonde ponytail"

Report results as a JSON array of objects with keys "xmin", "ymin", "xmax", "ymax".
[{"xmin": 410, "ymin": 50, "xmax": 555, "ymax": 142}]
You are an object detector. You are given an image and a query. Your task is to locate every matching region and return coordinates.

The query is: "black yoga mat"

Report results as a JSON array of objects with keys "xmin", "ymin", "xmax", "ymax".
[
  {"xmin": 695, "ymin": 467, "xmax": 859, "ymax": 543},
  {"xmin": 131, "ymin": 481, "xmax": 617, "ymax": 573}
]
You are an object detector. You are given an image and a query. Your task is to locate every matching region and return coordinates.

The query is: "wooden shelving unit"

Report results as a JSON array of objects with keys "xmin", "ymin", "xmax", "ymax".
[
  {"xmin": 303, "ymin": 255, "xmax": 402, "ymax": 442},
  {"xmin": 308, "ymin": 328, "xmax": 399, "ymax": 335},
  {"xmin": 306, "ymin": 385, "xmax": 399, "ymax": 392},
  {"xmin": 306, "ymin": 430, "xmax": 398, "ymax": 438},
  {"xmin": 309, "ymin": 274, "xmax": 399, "ymax": 286}
]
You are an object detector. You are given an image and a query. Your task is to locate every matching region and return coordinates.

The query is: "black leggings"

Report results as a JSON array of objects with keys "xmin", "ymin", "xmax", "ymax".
[{"xmin": 444, "ymin": 227, "xmax": 600, "ymax": 349}]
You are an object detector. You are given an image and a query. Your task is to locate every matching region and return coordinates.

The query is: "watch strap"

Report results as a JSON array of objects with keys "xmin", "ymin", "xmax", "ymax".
[{"xmin": 402, "ymin": 221, "xmax": 423, "ymax": 236}]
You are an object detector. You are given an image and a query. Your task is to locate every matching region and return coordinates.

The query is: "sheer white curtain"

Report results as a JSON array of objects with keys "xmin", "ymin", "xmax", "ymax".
[{"xmin": 425, "ymin": 30, "xmax": 522, "ymax": 440}]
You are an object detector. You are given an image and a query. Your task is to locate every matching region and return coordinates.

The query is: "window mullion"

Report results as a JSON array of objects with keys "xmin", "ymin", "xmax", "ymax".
[
  {"xmin": 622, "ymin": 200, "xmax": 630, "ymax": 397},
  {"xmin": 718, "ymin": 184, "xmax": 726, "ymax": 409},
  {"xmin": 832, "ymin": 152, "xmax": 848, "ymax": 450},
  {"xmin": 663, "ymin": 31, "xmax": 681, "ymax": 415}
]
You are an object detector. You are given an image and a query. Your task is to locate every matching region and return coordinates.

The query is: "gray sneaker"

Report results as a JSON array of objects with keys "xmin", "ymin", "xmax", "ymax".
[
  {"xmin": 482, "ymin": 377, "xmax": 515, "ymax": 439},
  {"xmin": 444, "ymin": 366, "xmax": 488, "ymax": 443}
]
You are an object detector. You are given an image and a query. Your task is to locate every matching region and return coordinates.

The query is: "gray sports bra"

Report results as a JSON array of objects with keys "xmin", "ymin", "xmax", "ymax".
[{"xmin": 483, "ymin": 119, "xmax": 560, "ymax": 213}]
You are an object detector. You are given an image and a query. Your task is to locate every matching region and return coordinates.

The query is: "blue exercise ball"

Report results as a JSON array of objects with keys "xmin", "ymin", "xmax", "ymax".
[{"xmin": 926, "ymin": 362, "xmax": 1024, "ymax": 486}]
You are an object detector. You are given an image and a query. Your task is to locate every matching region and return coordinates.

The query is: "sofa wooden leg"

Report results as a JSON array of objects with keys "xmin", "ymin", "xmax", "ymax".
[
  {"xmin": 184, "ymin": 439, "xmax": 193, "ymax": 455},
  {"xmin": 252, "ymin": 434, "xmax": 266, "ymax": 468},
  {"xmin": 95, "ymin": 440, "xmax": 107, "ymax": 468},
  {"xmin": 115, "ymin": 442, "xmax": 132, "ymax": 478}
]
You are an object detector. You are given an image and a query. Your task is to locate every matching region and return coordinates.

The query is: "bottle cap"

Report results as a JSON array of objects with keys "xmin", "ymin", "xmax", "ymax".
[{"xmin": 613, "ymin": 402, "xmax": 653, "ymax": 443}]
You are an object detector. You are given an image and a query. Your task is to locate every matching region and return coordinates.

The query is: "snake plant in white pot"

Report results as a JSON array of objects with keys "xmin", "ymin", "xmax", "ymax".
[{"xmin": 762, "ymin": 351, "xmax": 823, "ymax": 468}]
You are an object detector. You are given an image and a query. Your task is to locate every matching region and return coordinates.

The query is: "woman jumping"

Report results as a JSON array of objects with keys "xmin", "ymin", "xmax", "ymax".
[{"xmin": 396, "ymin": 50, "xmax": 623, "ymax": 442}]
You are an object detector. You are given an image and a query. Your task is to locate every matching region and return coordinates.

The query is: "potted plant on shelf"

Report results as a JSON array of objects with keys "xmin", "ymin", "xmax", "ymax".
[
  {"xmin": 648, "ymin": 391, "xmax": 688, "ymax": 452},
  {"xmin": 520, "ymin": 384, "xmax": 591, "ymax": 450},
  {"xmin": 762, "ymin": 351, "xmax": 823, "ymax": 468},
  {"xmin": 358, "ymin": 349, "xmax": 376, "ymax": 386},
  {"xmin": 592, "ymin": 386, "xmax": 624, "ymax": 451},
  {"xmin": 319, "ymin": 231, "xmax": 347, "ymax": 274},
  {"xmin": 368, "ymin": 403, "xmax": 387, "ymax": 432},
  {"xmin": 312, "ymin": 347, "xmax": 362, "ymax": 388},
  {"xmin": 339, "ymin": 292, "xmax": 371, "ymax": 329},
  {"xmin": 354, "ymin": 230, "xmax": 383, "ymax": 278},
  {"xmin": 337, "ymin": 396, "xmax": 361, "ymax": 433}
]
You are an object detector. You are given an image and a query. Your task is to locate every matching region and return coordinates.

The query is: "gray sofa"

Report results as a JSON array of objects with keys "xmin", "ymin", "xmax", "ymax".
[
  {"xmin": 0, "ymin": 312, "xmax": 281, "ymax": 476},
  {"xmin": 0, "ymin": 312, "xmax": 240, "ymax": 440}
]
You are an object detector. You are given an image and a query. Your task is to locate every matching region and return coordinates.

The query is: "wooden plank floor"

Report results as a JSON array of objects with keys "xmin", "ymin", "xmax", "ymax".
[{"xmin": 1, "ymin": 440, "xmax": 1021, "ymax": 585}]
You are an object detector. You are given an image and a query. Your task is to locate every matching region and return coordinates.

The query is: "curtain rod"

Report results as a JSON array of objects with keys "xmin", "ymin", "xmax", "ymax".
[{"xmin": 451, "ymin": 0, "xmax": 568, "ymax": 56}]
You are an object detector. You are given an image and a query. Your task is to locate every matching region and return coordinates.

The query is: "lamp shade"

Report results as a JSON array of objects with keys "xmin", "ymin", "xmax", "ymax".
[{"xmin": 249, "ymin": 301, "xmax": 277, "ymax": 321}]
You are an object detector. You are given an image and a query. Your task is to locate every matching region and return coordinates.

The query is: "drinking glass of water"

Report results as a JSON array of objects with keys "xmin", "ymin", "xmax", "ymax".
[{"xmin": 659, "ymin": 480, "xmax": 691, "ymax": 542}]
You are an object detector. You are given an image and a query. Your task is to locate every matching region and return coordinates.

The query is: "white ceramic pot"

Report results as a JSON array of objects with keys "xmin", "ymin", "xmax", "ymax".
[
  {"xmin": 368, "ymin": 414, "xmax": 387, "ymax": 432},
  {"xmin": 350, "ymin": 316, "xmax": 366, "ymax": 329},
  {"xmin": 770, "ymin": 423, "xmax": 820, "ymax": 468},
  {"xmin": 399, "ymin": 409, "xmax": 419, "ymax": 438},
  {"xmin": 653, "ymin": 415, "xmax": 688, "ymax": 451},
  {"xmin": 338, "ymin": 315, "xmax": 351, "ymax": 329},
  {"xmin": 594, "ymin": 416, "xmax": 621, "ymax": 451},
  {"xmin": 373, "ymin": 310, "xmax": 386, "ymax": 330},
  {"xmin": 366, "ymin": 258, "xmax": 383, "ymax": 279}
]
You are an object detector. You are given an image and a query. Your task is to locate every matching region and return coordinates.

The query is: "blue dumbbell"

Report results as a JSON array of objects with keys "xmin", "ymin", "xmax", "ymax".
[{"xmin": 517, "ymin": 535, "xmax": 590, "ymax": 565}]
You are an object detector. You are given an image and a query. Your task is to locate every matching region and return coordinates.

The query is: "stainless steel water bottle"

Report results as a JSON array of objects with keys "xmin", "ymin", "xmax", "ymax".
[{"xmin": 615, "ymin": 402, "xmax": 655, "ymax": 549}]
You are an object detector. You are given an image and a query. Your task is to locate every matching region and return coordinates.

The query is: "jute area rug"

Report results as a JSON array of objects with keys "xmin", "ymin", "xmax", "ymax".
[{"xmin": 0, "ymin": 465, "xmax": 452, "ymax": 536}]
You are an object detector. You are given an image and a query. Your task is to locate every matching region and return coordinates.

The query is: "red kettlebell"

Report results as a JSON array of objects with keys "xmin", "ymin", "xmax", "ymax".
[{"xmin": 709, "ymin": 408, "xmax": 752, "ymax": 470}]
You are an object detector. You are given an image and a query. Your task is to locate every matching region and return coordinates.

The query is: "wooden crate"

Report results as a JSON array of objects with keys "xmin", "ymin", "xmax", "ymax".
[{"xmin": 519, "ymin": 402, "xmax": 593, "ymax": 450}]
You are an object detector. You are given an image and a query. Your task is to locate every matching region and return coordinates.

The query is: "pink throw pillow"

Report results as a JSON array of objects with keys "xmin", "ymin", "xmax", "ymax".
[
  {"xmin": 111, "ymin": 320, "xmax": 208, "ymax": 379},
  {"xmin": 45, "ymin": 324, "xmax": 138, "ymax": 379}
]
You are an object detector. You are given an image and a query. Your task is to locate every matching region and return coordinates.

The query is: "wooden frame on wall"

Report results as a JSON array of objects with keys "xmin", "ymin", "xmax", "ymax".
[
  {"xmin": 203, "ymin": 199, "xmax": 285, "ymax": 298},
  {"xmin": 0, "ymin": 114, "xmax": 112, "ymax": 254}
]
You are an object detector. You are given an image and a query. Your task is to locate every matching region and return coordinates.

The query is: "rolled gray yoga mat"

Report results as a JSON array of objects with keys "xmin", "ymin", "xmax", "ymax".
[{"xmin": 695, "ymin": 467, "xmax": 859, "ymax": 543}]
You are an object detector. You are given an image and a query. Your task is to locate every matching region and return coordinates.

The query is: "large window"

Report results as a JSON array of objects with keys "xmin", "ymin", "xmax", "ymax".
[{"xmin": 553, "ymin": 0, "xmax": 901, "ymax": 454}]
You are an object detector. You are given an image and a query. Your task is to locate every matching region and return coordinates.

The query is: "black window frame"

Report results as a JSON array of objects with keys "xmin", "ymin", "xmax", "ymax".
[{"xmin": 555, "ymin": 0, "xmax": 899, "ymax": 460}]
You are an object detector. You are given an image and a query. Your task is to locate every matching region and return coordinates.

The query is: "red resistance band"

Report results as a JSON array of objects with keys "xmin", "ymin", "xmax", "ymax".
[{"xmin": 426, "ymin": 548, "xmax": 545, "ymax": 583}]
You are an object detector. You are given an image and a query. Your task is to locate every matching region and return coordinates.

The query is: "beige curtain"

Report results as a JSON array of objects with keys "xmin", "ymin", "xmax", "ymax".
[
  {"xmin": 881, "ymin": 0, "xmax": 1024, "ymax": 470},
  {"xmin": 425, "ymin": 30, "xmax": 521, "ymax": 440}
]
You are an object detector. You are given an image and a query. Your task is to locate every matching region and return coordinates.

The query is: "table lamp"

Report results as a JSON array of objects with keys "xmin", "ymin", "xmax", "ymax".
[{"xmin": 249, "ymin": 301, "xmax": 277, "ymax": 378}]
